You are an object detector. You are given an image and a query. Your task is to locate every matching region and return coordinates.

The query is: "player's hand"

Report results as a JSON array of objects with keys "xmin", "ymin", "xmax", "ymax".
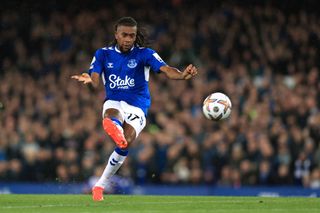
[
  {"xmin": 71, "ymin": 73, "xmax": 92, "ymax": 84},
  {"xmin": 182, "ymin": 64, "xmax": 198, "ymax": 80}
]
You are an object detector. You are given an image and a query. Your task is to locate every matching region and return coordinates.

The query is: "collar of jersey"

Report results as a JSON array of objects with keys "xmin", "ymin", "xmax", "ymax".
[{"xmin": 115, "ymin": 45, "xmax": 135, "ymax": 53}]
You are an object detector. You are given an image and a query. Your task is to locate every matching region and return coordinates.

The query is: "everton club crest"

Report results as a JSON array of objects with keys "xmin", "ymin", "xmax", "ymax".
[{"xmin": 127, "ymin": 59, "xmax": 137, "ymax": 68}]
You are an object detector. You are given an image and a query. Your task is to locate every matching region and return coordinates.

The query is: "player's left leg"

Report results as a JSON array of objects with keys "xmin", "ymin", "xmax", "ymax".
[
  {"xmin": 92, "ymin": 126, "xmax": 137, "ymax": 202},
  {"xmin": 93, "ymin": 101, "xmax": 127, "ymax": 201},
  {"xmin": 123, "ymin": 122, "xmax": 137, "ymax": 146},
  {"xmin": 92, "ymin": 102, "xmax": 146, "ymax": 201},
  {"xmin": 92, "ymin": 146, "xmax": 128, "ymax": 201}
]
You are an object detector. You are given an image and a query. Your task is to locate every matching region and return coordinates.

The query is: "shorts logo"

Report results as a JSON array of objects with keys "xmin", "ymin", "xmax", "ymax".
[
  {"xmin": 127, "ymin": 59, "xmax": 137, "ymax": 68},
  {"xmin": 107, "ymin": 63, "xmax": 113, "ymax": 68}
]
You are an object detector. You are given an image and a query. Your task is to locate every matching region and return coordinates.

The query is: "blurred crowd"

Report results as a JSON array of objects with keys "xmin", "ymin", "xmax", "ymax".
[{"xmin": 1, "ymin": 0, "xmax": 320, "ymax": 189}]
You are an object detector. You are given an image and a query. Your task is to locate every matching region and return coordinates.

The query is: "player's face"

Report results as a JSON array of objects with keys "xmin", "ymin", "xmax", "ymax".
[{"xmin": 115, "ymin": 25, "xmax": 137, "ymax": 52}]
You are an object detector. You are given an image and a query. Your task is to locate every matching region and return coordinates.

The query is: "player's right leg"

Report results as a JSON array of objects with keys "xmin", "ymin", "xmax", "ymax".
[
  {"xmin": 102, "ymin": 117, "xmax": 128, "ymax": 149},
  {"xmin": 102, "ymin": 101, "xmax": 128, "ymax": 149}
]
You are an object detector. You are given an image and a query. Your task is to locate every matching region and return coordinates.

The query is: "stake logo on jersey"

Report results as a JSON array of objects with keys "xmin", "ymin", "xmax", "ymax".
[
  {"xmin": 88, "ymin": 45, "xmax": 167, "ymax": 116},
  {"xmin": 109, "ymin": 74, "xmax": 135, "ymax": 89}
]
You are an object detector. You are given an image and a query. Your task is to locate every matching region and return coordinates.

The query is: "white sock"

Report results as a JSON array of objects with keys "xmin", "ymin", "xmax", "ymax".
[
  {"xmin": 95, "ymin": 148, "xmax": 127, "ymax": 188},
  {"xmin": 111, "ymin": 118, "xmax": 124, "ymax": 133},
  {"xmin": 115, "ymin": 123, "xmax": 124, "ymax": 133}
]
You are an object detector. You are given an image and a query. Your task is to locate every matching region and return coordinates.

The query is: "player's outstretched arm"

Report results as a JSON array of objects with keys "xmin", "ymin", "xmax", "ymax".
[
  {"xmin": 71, "ymin": 72, "xmax": 100, "ymax": 88},
  {"xmin": 160, "ymin": 64, "xmax": 197, "ymax": 80}
]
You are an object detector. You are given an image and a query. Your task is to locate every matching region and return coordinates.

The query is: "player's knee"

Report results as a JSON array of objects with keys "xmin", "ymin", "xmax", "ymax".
[
  {"xmin": 125, "ymin": 134, "xmax": 135, "ymax": 144},
  {"xmin": 123, "ymin": 124, "xmax": 137, "ymax": 145},
  {"xmin": 124, "ymin": 130, "xmax": 136, "ymax": 145}
]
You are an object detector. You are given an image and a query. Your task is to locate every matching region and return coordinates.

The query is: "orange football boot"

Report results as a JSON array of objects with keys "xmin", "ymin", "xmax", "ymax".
[
  {"xmin": 92, "ymin": 186, "xmax": 104, "ymax": 201},
  {"xmin": 102, "ymin": 118, "xmax": 128, "ymax": 149}
]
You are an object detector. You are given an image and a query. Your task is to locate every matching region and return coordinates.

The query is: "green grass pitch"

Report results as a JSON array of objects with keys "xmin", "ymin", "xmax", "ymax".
[{"xmin": 0, "ymin": 195, "xmax": 319, "ymax": 213}]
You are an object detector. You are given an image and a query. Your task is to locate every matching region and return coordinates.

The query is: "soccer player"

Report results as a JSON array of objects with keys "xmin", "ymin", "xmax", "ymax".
[{"xmin": 72, "ymin": 17, "xmax": 197, "ymax": 201}]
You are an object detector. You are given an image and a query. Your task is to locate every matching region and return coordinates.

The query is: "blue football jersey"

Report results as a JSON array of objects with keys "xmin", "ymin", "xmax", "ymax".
[{"xmin": 88, "ymin": 45, "xmax": 167, "ymax": 116}]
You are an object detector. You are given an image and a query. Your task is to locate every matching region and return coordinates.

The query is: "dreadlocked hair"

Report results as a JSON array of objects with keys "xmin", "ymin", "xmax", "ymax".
[{"xmin": 110, "ymin": 17, "xmax": 149, "ymax": 47}]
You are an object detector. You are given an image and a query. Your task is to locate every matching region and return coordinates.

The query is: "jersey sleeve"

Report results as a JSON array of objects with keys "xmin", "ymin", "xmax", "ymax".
[
  {"xmin": 88, "ymin": 49, "xmax": 104, "ymax": 75},
  {"xmin": 145, "ymin": 48, "xmax": 167, "ymax": 73}
]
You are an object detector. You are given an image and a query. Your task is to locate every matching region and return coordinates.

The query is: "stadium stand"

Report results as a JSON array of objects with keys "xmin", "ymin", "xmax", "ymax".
[{"xmin": 0, "ymin": 0, "xmax": 320, "ymax": 191}]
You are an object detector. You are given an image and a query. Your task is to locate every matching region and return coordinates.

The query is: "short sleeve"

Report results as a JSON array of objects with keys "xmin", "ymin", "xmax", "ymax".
[
  {"xmin": 88, "ymin": 49, "xmax": 104, "ymax": 75},
  {"xmin": 144, "ymin": 48, "xmax": 167, "ymax": 73}
]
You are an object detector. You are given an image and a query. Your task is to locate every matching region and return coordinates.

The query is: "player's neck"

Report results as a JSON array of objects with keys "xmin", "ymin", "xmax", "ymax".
[{"xmin": 115, "ymin": 44, "xmax": 134, "ymax": 53}]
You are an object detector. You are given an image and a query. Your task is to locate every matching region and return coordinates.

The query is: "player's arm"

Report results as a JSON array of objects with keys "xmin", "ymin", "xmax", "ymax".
[
  {"xmin": 71, "ymin": 49, "xmax": 103, "ymax": 88},
  {"xmin": 71, "ymin": 72, "xmax": 100, "ymax": 88},
  {"xmin": 160, "ymin": 64, "xmax": 198, "ymax": 80}
]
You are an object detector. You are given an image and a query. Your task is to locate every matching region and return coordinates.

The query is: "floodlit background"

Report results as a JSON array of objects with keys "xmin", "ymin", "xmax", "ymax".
[{"xmin": 0, "ymin": 0, "xmax": 320, "ymax": 195}]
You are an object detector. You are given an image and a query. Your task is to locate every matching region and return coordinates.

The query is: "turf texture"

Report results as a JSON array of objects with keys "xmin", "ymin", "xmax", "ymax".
[{"xmin": 0, "ymin": 195, "xmax": 319, "ymax": 213}]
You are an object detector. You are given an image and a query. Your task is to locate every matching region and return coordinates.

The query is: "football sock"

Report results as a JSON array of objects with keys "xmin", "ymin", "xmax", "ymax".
[
  {"xmin": 95, "ymin": 147, "xmax": 128, "ymax": 188},
  {"xmin": 111, "ymin": 117, "xmax": 124, "ymax": 133}
]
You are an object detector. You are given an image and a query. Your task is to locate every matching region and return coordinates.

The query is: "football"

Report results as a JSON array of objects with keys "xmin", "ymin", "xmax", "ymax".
[{"xmin": 202, "ymin": 92, "xmax": 232, "ymax": 121}]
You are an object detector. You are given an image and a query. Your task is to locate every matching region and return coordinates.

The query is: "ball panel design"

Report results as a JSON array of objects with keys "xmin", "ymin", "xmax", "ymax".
[{"xmin": 202, "ymin": 92, "xmax": 232, "ymax": 121}]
